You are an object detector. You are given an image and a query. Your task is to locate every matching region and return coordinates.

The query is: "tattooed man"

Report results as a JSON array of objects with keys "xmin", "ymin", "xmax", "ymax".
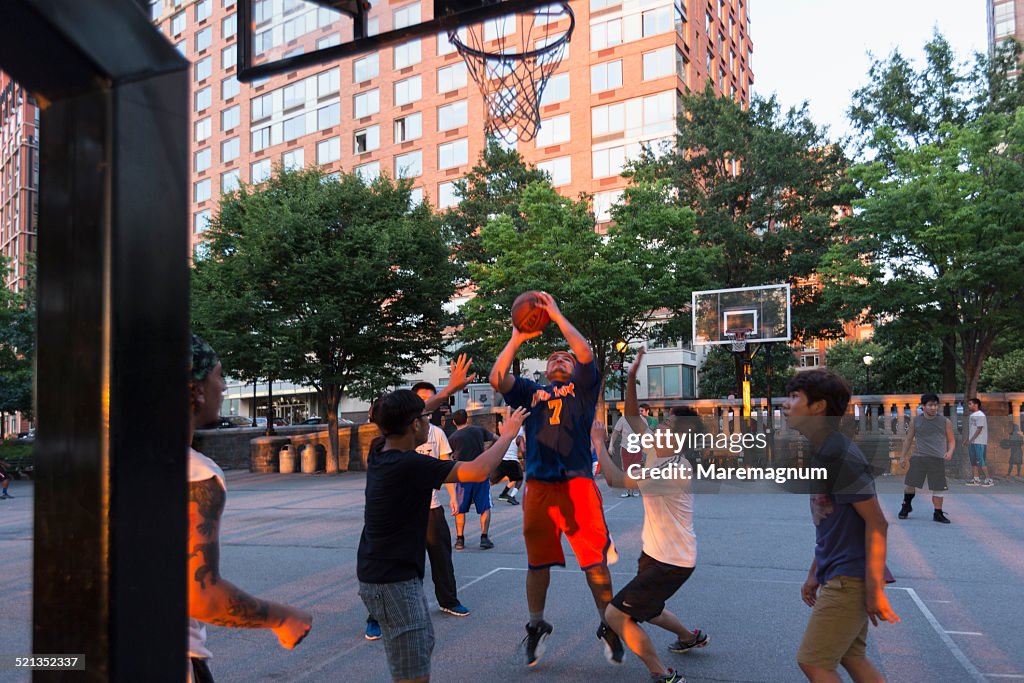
[{"xmin": 188, "ymin": 334, "xmax": 312, "ymax": 682}]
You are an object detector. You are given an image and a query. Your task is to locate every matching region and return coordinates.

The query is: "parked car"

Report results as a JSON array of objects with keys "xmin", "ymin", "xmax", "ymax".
[
  {"xmin": 299, "ymin": 416, "xmax": 354, "ymax": 426},
  {"xmin": 255, "ymin": 416, "xmax": 289, "ymax": 428},
  {"xmin": 217, "ymin": 415, "xmax": 254, "ymax": 428},
  {"xmin": 16, "ymin": 429, "xmax": 35, "ymax": 443}
]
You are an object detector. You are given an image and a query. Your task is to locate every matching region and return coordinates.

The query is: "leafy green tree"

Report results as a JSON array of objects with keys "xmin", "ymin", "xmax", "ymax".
[
  {"xmin": 0, "ymin": 256, "xmax": 35, "ymax": 437},
  {"xmin": 697, "ymin": 345, "xmax": 796, "ymax": 399},
  {"xmin": 460, "ymin": 181, "xmax": 691, "ymax": 389},
  {"xmin": 192, "ymin": 167, "xmax": 459, "ymax": 471},
  {"xmin": 823, "ymin": 341, "xmax": 885, "ymax": 394},
  {"xmin": 826, "ymin": 110, "xmax": 1024, "ymax": 399},
  {"xmin": 627, "ymin": 87, "xmax": 856, "ymax": 345},
  {"xmin": 979, "ymin": 349, "xmax": 1024, "ymax": 392}
]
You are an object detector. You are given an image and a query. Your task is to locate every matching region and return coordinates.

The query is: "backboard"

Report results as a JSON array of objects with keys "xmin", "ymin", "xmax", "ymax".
[
  {"xmin": 692, "ymin": 284, "xmax": 792, "ymax": 346},
  {"xmin": 238, "ymin": 0, "xmax": 555, "ymax": 82}
]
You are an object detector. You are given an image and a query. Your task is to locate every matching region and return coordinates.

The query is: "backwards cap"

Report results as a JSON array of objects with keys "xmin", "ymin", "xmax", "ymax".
[{"xmin": 191, "ymin": 333, "xmax": 220, "ymax": 382}]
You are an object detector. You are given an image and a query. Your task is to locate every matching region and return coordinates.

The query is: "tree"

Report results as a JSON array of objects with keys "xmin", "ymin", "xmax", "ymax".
[
  {"xmin": 823, "ymin": 341, "xmax": 885, "ymax": 395},
  {"xmin": 460, "ymin": 181, "xmax": 692, "ymax": 389},
  {"xmin": 627, "ymin": 87, "xmax": 856, "ymax": 345},
  {"xmin": 697, "ymin": 345, "xmax": 796, "ymax": 400},
  {"xmin": 192, "ymin": 167, "xmax": 459, "ymax": 471},
  {"xmin": 979, "ymin": 349, "xmax": 1024, "ymax": 393},
  {"xmin": 0, "ymin": 255, "xmax": 35, "ymax": 437},
  {"xmin": 827, "ymin": 110, "xmax": 1024, "ymax": 399}
]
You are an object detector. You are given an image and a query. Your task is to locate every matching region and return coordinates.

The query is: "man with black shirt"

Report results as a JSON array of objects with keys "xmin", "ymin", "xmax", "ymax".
[
  {"xmin": 449, "ymin": 409, "xmax": 499, "ymax": 550},
  {"xmin": 358, "ymin": 391, "xmax": 528, "ymax": 683}
]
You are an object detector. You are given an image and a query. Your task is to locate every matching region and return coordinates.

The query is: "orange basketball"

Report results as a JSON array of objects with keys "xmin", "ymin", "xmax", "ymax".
[{"xmin": 511, "ymin": 291, "xmax": 550, "ymax": 334}]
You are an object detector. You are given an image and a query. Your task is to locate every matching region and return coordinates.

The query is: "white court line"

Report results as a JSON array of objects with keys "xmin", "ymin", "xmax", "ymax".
[
  {"xmin": 983, "ymin": 674, "xmax": 1024, "ymax": 679},
  {"xmin": 945, "ymin": 631, "xmax": 984, "ymax": 636},
  {"xmin": 891, "ymin": 586, "xmax": 988, "ymax": 683}
]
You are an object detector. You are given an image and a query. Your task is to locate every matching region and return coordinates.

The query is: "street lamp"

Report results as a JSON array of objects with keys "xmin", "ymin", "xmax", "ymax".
[
  {"xmin": 614, "ymin": 340, "xmax": 629, "ymax": 401},
  {"xmin": 863, "ymin": 353, "xmax": 874, "ymax": 394}
]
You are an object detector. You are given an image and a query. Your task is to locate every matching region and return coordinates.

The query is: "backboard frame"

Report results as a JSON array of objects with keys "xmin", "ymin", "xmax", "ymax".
[
  {"xmin": 238, "ymin": 0, "xmax": 556, "ymax": 82},
  {"xmin": 691, "ymin": 283, "xmax": 792, "ymax": 346}
]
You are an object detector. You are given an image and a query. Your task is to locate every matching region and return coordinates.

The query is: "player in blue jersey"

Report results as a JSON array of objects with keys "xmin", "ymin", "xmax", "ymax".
[{"xmin": 489, "ymin": 291, "xmax": 624, "ymax": 669}]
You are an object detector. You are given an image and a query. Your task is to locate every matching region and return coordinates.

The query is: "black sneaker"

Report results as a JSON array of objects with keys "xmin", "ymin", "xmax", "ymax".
[
  {"xmin": 668, "ymin": 629, "xmax": 709, "ymax": 653},
  {"xmin": 651, "ymin": 670, "xmax": 686, "ymax": 683},
  {"xmin": 480, "ymin": 535, "xmax": 494, "ymax": 550},
  {"xmin": 506, "ymin": 495, "xmax": 520, "ymax": 505},
  {"xmin": 498, "ymin": 489, "xmax": 510, "ymax": 501},
  {"xmin": 455, "ymin": 536, "xmax": 465, "ymax": 550},
  {"xmin": 522, "ymin": 620, "xmax": 553, "ymax": 667},
  {"xmin": 933, "ymin": 510, "xmax": 951, "ymax": 524},
  {"xmin": 898, "ymin": 502, "xmax": 912, "ymax": 519},
  {"xmin": 596, "ymin": 622, "xmax": 624, "ymax": 664}
]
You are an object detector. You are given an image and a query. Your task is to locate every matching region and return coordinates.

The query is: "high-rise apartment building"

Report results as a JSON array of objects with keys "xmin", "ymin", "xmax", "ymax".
[
  {"xmin": 988, "ymin": 0, "xmax": 1023, "ymax": 54},
  {"xmin": 0, "ymin": 71, "xmax": 39, "ymax": 437}
]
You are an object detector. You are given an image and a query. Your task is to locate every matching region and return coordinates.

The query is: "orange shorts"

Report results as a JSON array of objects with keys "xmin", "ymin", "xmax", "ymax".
[{"xmin": 522, "ymin": 478, "xmax": 612, "ymax": 570}]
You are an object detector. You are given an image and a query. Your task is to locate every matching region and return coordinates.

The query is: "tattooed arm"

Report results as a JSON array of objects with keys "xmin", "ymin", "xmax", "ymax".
[{"xmin": 188, "ymin": 477, "xmax": 312, "ymax": 648}]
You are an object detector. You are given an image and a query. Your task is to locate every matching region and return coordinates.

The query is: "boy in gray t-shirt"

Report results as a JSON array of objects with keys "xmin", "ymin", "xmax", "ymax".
[{"xmin": 898, "ymin": 393, "xmax": 955, "ymax": 523}]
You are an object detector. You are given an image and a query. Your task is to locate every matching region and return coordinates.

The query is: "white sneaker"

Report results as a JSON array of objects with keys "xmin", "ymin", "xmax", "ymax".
[
  {"xmin": 966, "ymin": 478, "xmax": 981, "ymax": 486},
  {"xmin": 982, "ymin": 479, "xmax": 994, "ymax": 487}
]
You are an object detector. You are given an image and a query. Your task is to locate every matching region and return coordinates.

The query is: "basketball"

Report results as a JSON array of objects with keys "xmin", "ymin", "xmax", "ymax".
[{"xmin": 511, "ymin": 291, "xmax": 550, "ymax": 334}]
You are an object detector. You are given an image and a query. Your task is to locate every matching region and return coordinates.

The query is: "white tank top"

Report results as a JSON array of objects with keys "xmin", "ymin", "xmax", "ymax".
[{"xmin": 188, "ymin": 448, "xmax": 226, "ymax": 661}]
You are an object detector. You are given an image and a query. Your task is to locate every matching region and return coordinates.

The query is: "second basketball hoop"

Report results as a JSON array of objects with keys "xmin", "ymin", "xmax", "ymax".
[{"xmin": 448, "ymin": 3, "xmax": 575, "ymax": 143}]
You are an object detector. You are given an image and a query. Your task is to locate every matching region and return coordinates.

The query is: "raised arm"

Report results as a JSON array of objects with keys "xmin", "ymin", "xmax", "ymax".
[
  {"xmin": 535, "ymin": 292, "xmax": 592, "ymax": 364},
  {"xmin": 489, "ymin": 328, "xmax": 541, "ymax": 393},
  {"xmin": 623, "ymin": 346, "xmax": 648, "ymax": 436},
  {"xmin": 427, "ymin": 353, "xmax": 477, "ymax": 413},
  {"xmin": 188, "ymin": 478, "xmax": 312, "ymax": 648},
  {"xmin": 446, "ymin": 408, "xmax": 530, "ymax": 483},
  {"xmin": 592, "ymin": 420, "xmax": 639, "ymax": 490}
]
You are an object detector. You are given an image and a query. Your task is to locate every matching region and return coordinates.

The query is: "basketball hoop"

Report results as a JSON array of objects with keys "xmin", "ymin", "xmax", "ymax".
[
  {"xmin": 448, "ymin": 2, "xmax": 574, "ymax": 143},
  {"xmin": 725, "ymin": 329, "xmax": 753, "ymax": 353}
]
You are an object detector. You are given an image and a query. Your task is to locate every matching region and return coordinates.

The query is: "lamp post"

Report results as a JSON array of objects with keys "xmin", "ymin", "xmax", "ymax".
[
  {"xmin": 863, "ymin": 353, "xmax": 874, "ymax": 394},
  {"xmin": 614, "ymin": 340, "xmax": 629, "ymax": 402}
]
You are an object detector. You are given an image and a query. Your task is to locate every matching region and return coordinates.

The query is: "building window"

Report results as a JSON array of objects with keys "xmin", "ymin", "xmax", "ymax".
[
  {"xmin": 394, "ymin": 39, "xmax": 422, "ymax": 69},
  {"xmin": 318, "ymin": 33, "xmax": 341, "ymax": 49},
  {"xmin": 491, "ymin": 130, "xmax": 517, "ymax": 151},
  {"xmin": 394, "ymin": 112, "xmax": 422, "ymax": 142},
  {"xmin": 222, "ymin": 75, "xmax": 240, "ymax": 100},
  {"xmin": 195, "ymin": 27, "xmax": 212, "ymax": 52},
  {"xmin": 540, "ymin": 72, "xmax": 570, "ymax": 106},
  {"xmin": 284, "ymin": 114, "xmax": 307, "ymax": 141},
  {"xmin": 222, "ymin": 44, "xmax": 237, "ymax": 69},
  {"xmin": 438, "ymin": 180, "xmax": 460, "ymax": 208},
  {"xmin": 800, "ymin": 354, "xmax": 820, "ymax": 368},
  {"xmin": 317, "ymin": 70, "xmax": 340, "ymax": 98},
  {"xmin": 437, "ymin": 62, "xmax": 467, "ymax": 93},
  {"xmin": 643, "ymin": 91, "xmax": 675, "ymax": 135},
  {"xmin": 194, "ymin": 179, "xmax": 212, "ymax": 203},
  {"xmin": 251, "ymin": 126, "xmax": 271, "ymax": 152},
  {"xmin": 317, "ymin": 102, "xmax": 341, "ymax": 130},
  {"xmin": 354, "ymin": 89, "xmax": 380, "ymax": 118},
  {"xmin": 221, "ymin": 105, "xmax": 240, "ymax": 131},
  {"xmin": 591, "ymin": 101, "xmax": 625, "ymax": 136},
  {"xmin": 195, "ymin": 86, "xmax": 212, "ymax": 112},
  {"xmin": 593, "ymin": 189, "xmax": 623, "ymax": 222},
  {"xmin": 590, "ymin": 0, "xmax": 618, "ymax": 10},
  {"xmin": 592, "ymin": 145, "xmax": 630, "ymax": 179},
  {"xmin": 171, "ymin": 11, "xmax": 186, "ymax": 35},
  {"xmin": 590, "ymin": 18, "xmax": 621, "ymax": 50},
  {"xmin": 438, "ymin": 138, "xmax": 469, "ymax": 169},
  {"xmin": 221, "ymin": 136, "xmax": 240, "ymax": 163},
  {"xmin": 643, "ymin": 46, "xmax": 674, "ymax": 80},
  {"xmin": 437, "ymin": 100, "xmax": 468, "ymax": 131},
  {"xmin": 485, "ymin": 15, "xmax": 515, "ymax": 40},
  {"xmin": 437, "ymin": 28, "xmax": 466, "ymax": 55},
  {"xmin": 537, "ymin": 156, "xmax": 571, "ymax": 186},
  {"xmin": 282, "ymin": 148, "xmax": 305, "ymax": 171},
  {"xmin": 393, "ymin": 2, "xmax": 421, "ymax": 29},
  {"xmin": 394, "ymin": 75, "xmax": 422, "ymax": 106},
  {"xmin": 356, "ymin": 160, "xmax": 381, "ymax": 183},
  {"xmin": 221, "ymin": 169, "xmax": 241, "ymax": 193},
  {"xmin": 354, "ymin": 125, "xmax": 380, "ymax": 153},
  {"xmin": 195, "ymin": 0, "xmax": 212, "ymax": 21},
  {"xmin": 395, "ymin": 150, "xmax": 423, "ymax": 178},
  {"xmin": 647, "ymin": 364, "xmax": 682, "ymax": 398},
  {"xmin": 195, "ymin": 116, "xmax": 212, "ymax": 142},
  {"xmin": 150, "ymin": 0, "xmax": 164, "ymax": 21},
  {"xmin": 317, "ymin": 137, "xmax": 341, "ymax": 164},
  {"xmin": 591, "ymin": 60, "xmax": 622, "ymax": 92},
  {"xmin": 642, "ymin": 6, "xmax": 672, "ymax": 36},
  {"xmin": 194, "ymin": 209, "xmax": 211, "ymax": 234},
  {"xmin": 535, "ymin": 114, "xmax": 570, "ymax": 147},
  {"xmin": 194, "ymin": 148, "xmax": 212, "ymax": 173},
  {"xmin": 994, "ymin": 1, "xmax": 1015, "ymax": 36},
  {"xmin": 354, "ymin": 53, "xmax": 379, "ymax": 82},
  {"xmin": 251, "ymin": 158, "xmax": 272, "ymax": 184},
  {"xmin": 195, "ymin": 56, "xmax": 213, "ymax": 82}
]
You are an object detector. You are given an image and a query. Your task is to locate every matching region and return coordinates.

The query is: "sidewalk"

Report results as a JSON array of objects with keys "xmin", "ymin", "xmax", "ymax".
[{"xmin": 1, "ymin": 473, "xmax": 1023, "ymax": 682}]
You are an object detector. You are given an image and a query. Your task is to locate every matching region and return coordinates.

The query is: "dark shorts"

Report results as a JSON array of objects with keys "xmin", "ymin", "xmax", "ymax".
[
  {"xmin": 969, "ymin": 444, "xmax": 987, "ymax": 467},
  {"xmin": 490, "ymin": 460, "xmax": 523, "ymax": 484},
  {"xmin": 359, "ymin": 578, "xmax": 434, "ymax": 680},
  {"xmin": 904, "ymin": 456, "xmax": 948, "ymax": 492},
  {"xmin": 610, "ymin": 552, "xmax": 694, "ymax": 622},
  {"xmin": 523, "ymin": 478, "xmax": 611, "ymax": 570},
  {"xmin": 190, "ymin": 658, "xmax": 215, "ymax": 683},
  {"xmin": 456, "ymin": 481, "xmax": 491, "ymax": 514}
]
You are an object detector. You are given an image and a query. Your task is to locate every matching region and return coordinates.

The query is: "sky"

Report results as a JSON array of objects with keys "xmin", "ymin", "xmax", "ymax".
[{"xmin": 751, "ymin": 0, "xmax": 989, "ymax": 142}]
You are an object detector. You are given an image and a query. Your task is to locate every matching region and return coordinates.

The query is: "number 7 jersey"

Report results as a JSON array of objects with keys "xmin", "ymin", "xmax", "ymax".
[{"xmin": 502, "ymin": 360, "xmax": 600, "ymax": 482}]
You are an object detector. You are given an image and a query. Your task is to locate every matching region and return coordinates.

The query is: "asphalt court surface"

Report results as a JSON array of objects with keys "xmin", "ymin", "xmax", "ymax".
[{"xmin": 1, "ymin": 472, "xmax": 1023, "ymax": 682}]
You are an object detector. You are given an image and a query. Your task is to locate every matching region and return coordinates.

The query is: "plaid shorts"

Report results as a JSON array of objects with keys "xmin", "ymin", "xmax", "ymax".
[{"xmin": 359, "ymin": 578, "xmax": 434, "ymax": 680}]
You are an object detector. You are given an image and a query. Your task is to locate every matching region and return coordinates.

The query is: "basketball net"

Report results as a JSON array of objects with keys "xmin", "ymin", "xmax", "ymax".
[
  {"xmin": 448, "ymin": 3, "xmax": 574, "ymax": 143},
  {"xmin": 725, "ymin": 330, "xmax": 751, "ymax": 353}
]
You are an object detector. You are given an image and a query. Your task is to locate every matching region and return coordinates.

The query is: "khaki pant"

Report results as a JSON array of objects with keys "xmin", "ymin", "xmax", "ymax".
[{"xmin": 797, "ymin": 575, "xmax": 869, "ymax": 670}]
